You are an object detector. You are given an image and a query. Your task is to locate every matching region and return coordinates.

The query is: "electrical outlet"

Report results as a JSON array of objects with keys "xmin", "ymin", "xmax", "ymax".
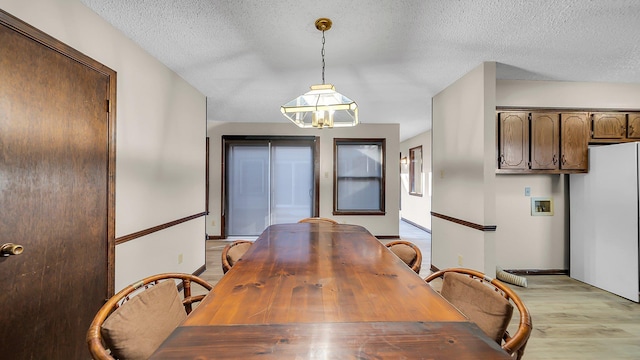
[
  {"xmin": 525, "ymin": 187, "xmax": 531, "ymax": 196},
  {"xmin": 457, "ymin": 254, "xmax": 463, "ymax": 266},
  {"xmin": 178, "ymin": 253, "xmax": 183, "ymax": 264}
]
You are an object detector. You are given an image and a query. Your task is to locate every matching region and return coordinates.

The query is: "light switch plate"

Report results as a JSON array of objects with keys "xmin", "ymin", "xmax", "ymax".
[{"xmin": 525, "ymin": 187, "xmax": 531, "ymax": 196}]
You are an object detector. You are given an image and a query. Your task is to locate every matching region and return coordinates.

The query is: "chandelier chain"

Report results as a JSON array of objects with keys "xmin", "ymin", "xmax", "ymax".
[{"xmin": 321, "ymin": 30, "xmax": 326, "ymax": 85}]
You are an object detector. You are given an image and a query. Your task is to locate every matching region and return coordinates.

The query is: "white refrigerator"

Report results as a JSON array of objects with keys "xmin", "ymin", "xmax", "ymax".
[{"xmin": 570, "ymin": 142, "xmax": 640, "ymax": 302}]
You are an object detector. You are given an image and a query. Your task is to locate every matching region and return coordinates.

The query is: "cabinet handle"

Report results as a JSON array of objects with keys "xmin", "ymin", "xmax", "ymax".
[
  {"xmin": 621, "ymin": 125, "xmax": 626, "ymax": 136},
  {"xmin": 561, "ymin": 155, "xmax": 566, "ymax": 165},
  {"xmin": 629, "ymin": 125, "xmax": 634, "ymax": 136},
  {"xmin": 552, "ymin": 154, "xmax": 558, "ymax": 165},
  {"xmin": 499, "ymin": 155, "xmax": 505, "ymax": 165}
]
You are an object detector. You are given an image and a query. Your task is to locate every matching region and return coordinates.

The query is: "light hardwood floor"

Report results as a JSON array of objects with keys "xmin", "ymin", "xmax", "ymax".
[
  {"xmin": 507, "ymin": 275, "xmax": 640, "ymax": 359},
  {"xmin": 199, "ymin": 222, "xmax": 640, "ymax": 359}
]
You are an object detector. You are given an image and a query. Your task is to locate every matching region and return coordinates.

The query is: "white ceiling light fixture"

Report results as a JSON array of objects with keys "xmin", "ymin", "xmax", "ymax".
[{"xmin": 281, "ymin": 18, "xmax": 358, "ymax": 129}]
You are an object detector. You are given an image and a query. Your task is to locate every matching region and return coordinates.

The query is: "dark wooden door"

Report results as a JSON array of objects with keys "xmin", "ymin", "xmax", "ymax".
[{"xmin": 0, "ymin": 11, "xmax": 115, "ymax": 359}]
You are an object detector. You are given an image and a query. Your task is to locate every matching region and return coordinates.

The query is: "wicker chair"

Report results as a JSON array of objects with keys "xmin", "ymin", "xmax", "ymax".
[
  {"xmin": 221, "ymin": 240, "xmax": 253, "ymax": 274},
  {"xmin": 385, "ymin": 240, "xmax": 422, "ymax": 274},
  {"xmin": 424, "ymin": 268, "xmax": 532, "ymax": 359},
  {"xmin": 87, "ymin": 273, "xmax": 213, "ymax": 360},
  {"xmin": 297, "ymin": 217, "xmax": 339, "ymax": 224}
]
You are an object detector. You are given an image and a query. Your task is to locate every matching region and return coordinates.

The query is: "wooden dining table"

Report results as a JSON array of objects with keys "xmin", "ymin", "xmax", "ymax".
[{"xmin": 150, "ymin": 223, "xmax": 511, "ymax": 359}]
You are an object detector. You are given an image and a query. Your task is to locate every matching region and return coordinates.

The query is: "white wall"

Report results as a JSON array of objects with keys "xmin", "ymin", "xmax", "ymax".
[
  {"xmin": 495, "ymin": 174, "xmax": 568, "ymax": 269},
  {"xmin": 1, "ymin": 0, "xmax": 207, "ymax": 290},
  {"xmin": 207, "ymin": 122, "xmax": 400, "ymax": 237},
  {"xmin": 495, "ymin": 79, "xmax": 640, "ymax": 271},
  {"xmin": 497, "ymin": 80, "xmax": 640, "ymax": 109},
  {"xmin": 432, "ymin": 62, "xmax": 497, "ymax": 275},
  {"xmin": 400, "ymin": 131, "xmax": 432, "ymax": 230}
]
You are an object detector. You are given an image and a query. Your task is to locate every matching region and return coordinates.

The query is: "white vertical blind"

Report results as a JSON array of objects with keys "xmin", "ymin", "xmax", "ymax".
[
  {"xmin": 228, "ymin": 145, "xmax": 270, "ymax": 235},
  {"xmin": 271, "ymin": 145, "xmax": 312, "ymax": 224},
  {"xmin": 228, "ymin": 142, "xmax": 313, "ymax": 236}
]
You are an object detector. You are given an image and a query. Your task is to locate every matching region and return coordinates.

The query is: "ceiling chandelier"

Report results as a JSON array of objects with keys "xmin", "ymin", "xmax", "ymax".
[{"xmin": 280, "ymin": 18, "xmax": 358, "ymax": 129}]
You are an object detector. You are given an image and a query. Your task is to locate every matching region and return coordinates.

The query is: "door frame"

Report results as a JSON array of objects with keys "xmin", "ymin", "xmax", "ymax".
[
  {"xmin": 221, "ymin": 135, "xmax": 319, "ymax": 237},
  {"xmin": 0, "ymin": 10, "xmax": 117, "ymax": 295}
]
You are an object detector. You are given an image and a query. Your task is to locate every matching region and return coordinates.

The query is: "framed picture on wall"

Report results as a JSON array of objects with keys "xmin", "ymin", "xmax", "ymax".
[{"xmin": 409, "ymin": 145, "xmax": 423, "ymax": 196}]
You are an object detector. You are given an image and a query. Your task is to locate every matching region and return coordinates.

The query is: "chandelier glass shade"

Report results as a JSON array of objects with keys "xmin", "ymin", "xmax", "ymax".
[
  {"xmin": 280, "ymin": 18, "xmax": 358, "ymax": 128},
  {"xmin": 280, "ymin": 84, "xmax": 358, "ymax": 128}
]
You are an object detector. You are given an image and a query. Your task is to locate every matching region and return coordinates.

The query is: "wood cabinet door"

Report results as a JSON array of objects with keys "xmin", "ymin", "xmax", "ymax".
[
  {"xmin": 591, "ymin": 112, "xmax": 626, "ymax": 139},
  {"xmin": 530, "ymin": 112, "xmax": 559, "ymax": 169},
  {"xmin": 627, "ymin": 113, "xmax": 640, "ymax": 139},
  {"xmin": 498, "ymin": 112, "xmax": 529, "ymax": 169},
  {"xmin": 560, "ymin": 113, "xmax": 589, "ymax": 170}
]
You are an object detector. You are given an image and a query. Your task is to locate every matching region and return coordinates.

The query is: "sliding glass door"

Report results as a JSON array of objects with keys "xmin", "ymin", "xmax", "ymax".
[{"xmin": 225, "ymin": 137, "xmax": 317, "ymax": 236}]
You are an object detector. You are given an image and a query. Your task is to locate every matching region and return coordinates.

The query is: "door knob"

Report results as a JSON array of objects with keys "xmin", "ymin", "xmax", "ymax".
[{"xmin": 1, "ymin": 243, "xmax": 24, "ymax": 256}]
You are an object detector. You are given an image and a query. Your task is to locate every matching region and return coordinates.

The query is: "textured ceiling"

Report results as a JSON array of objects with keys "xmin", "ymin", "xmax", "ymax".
[{"xmin": 80, "ymin": 0, "xmax": 640, "ymax": 141}]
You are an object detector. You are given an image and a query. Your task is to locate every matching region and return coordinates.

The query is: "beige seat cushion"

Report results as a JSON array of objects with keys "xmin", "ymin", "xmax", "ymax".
[
  {"xmin": 101, "ymin": 280, "xmax": 187, "ymax": 360},
  {"xmin": 227, "ymin": 242, "xmax": 252, "ymax": 266},
  {"xmin": 441, "ymin": 272, "xmax": 514, "ymax": 343},
  {"xmin": 389, "ymin": 243, "xmax": 417, "ymax": 266}
]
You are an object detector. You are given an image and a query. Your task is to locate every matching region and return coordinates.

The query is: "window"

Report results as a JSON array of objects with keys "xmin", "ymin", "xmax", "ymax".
[
  {"xmin": 409, "ymin": 145, "xmax": 423, "ymax": 196},
  {"xmin": 333, "ymin": 138, "xmax": 385, "ymax": 215}
]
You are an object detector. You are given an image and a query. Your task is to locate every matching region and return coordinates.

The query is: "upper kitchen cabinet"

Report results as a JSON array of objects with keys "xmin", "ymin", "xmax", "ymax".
[
  {"xmin": 591, "ymin": 112, "xmax": 626, "ymax": 139},
  {"xmin": 497, "ymin": 112, "xmax": 529, "ymax": 170},
  {"xmin": 590, "ymin": 112, "xmax": 640, "ymax": 143},
  {"xmin": 497, "ymin": 111, "xmax": 589, "ymax": 174},
  {"xmin": 560, "ymin": 113, "xmax": 589, "ymax": 170},
  {"xmin": 530, "ymin": 112, "xmax": 559, "ymax": 170},
  {"xmin": 626, "ymin": 112, "xmax": 640, "ymax": 139}
]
